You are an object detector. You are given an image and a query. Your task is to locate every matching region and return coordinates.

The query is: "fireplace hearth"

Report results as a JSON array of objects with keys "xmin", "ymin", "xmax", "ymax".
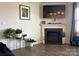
[{"xmin": 45, "ymin": 28, "xmax": 63, "ymax": 44}]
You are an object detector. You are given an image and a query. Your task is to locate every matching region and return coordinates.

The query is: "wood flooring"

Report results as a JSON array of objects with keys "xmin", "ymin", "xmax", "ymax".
[{"xmin": 12, "ymin": 44, "xmax": 79, "ymax": 56}]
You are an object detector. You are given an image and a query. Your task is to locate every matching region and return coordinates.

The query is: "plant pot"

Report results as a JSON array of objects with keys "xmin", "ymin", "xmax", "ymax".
[
  {"xmin": 16, "ymin": 34, "xmax": 22, "ymax": 39},
  {"xmin": 25, "ymin": 42, "xmax": 35, "ymax": 47}
]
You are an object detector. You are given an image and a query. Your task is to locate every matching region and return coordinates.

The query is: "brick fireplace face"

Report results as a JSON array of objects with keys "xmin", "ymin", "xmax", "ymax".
[{"xmin": 45, "ymin": 28, "xmax": 63, "ymax": 44}]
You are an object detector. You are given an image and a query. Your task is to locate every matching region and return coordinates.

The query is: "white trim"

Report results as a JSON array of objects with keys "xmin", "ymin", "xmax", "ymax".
[{"xmin": 41, "ymin": 23, "xmax": 67, "ymax": 44}]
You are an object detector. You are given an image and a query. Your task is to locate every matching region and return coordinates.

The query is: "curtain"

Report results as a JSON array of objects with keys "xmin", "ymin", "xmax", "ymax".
[{"xmin": 70, "ymin": 2, "xmax": 77, "ymax": 43}]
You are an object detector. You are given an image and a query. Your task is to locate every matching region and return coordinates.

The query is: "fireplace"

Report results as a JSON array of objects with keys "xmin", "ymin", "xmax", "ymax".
[{"xmin": 45, "ymin": 28, "xmax": 63, "ymax": 44}]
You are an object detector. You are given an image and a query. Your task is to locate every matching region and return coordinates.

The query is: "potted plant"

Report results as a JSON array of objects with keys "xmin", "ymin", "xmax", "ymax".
[
  {"xmin": 15, "ymin": 29, "xmax": 22, "ymax": 39},
  {"xmin": 3, "ymin": 28, "xmax": 16, "ymax": 38},
  {"xmin": 25, "ymin": 38, "xmax": 36, "ymax": 47}
]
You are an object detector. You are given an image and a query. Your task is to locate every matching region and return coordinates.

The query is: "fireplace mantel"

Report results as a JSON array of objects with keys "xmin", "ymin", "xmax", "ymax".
[{"xmin": 41, "ymin": 23, "xmax": 67, "ymax": 44}]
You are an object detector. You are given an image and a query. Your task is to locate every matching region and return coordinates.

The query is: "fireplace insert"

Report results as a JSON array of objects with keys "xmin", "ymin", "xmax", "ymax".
[{"xmin": 45, "ymin": 28, "xmax": 64, "ymax": 44}]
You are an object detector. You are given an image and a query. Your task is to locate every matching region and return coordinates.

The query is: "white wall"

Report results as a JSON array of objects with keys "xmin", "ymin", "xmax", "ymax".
[
  {"xmin": 40, "ymin": 2, "xmax": 73, "ymax": 44},
  {"xmin": 0, "ymin": 2, "xmax": 41, "ymax": 43}
]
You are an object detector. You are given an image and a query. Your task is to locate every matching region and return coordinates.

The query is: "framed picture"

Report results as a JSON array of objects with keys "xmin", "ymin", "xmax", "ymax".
[{"xmin": 19, "ymin": 5, "xmax": 30, "ymax": 20}]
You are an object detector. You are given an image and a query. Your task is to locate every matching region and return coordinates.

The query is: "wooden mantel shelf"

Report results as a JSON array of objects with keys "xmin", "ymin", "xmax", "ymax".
[{"xmin": 41, "ymin": 23, "xmax": 66, "ymax": 26}]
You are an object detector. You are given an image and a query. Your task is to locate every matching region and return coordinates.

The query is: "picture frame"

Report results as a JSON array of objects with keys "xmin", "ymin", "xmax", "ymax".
[{"xmin": 19, "ymin": 5, "xmax": 30, "ymax": 20}]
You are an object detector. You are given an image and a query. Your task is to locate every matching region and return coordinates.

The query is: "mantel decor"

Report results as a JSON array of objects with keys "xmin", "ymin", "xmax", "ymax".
[{"xmin": 19, "ymin": 5, "xmax": 30, "ymax": 20}]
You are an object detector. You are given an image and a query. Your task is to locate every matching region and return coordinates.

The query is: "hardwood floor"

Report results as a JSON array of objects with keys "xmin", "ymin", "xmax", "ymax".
[{"xmin": 12, "ymin": 44, "xmax": 79, "ymax": 56}]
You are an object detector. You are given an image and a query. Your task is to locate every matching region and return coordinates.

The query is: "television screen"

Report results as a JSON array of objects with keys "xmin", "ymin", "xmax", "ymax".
[{"xmin": 43, "ymin": 5, "xmax": 65, "ymax": 18}]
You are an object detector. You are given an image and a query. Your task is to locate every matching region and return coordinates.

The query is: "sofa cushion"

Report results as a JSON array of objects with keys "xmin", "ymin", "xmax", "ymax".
[{"xmin": 0, "ymin": 42, "xmax": 14, "ymax": 56}]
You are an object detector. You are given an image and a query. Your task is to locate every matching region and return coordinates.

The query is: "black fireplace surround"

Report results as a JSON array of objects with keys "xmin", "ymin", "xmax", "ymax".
[{"xmin": 45, "ymin": 28, "xmax": 64, "ymax": 44}]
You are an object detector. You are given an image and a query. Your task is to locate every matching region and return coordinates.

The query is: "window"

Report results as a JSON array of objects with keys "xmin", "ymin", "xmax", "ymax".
[{"xmin": 75, "ymin": 8, "xmax": 79, "ymax": 32}]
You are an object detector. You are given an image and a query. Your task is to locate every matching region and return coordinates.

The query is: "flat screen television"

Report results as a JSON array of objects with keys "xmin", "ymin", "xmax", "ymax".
[{"xmin": 43, "ymin": 5, "xmax": 65, "ymax": 18}]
